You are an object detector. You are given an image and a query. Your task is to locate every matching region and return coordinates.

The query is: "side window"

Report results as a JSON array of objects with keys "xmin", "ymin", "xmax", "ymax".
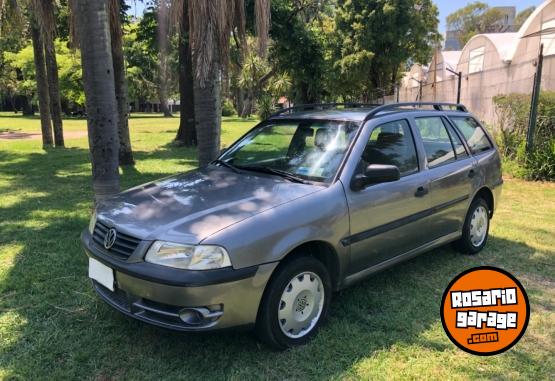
[
  {"xmin": 450, "ymin": 117, "xmax": 493, "ymax": 154},
  {"xmin": 415, "ymin": 117, "xmax": 456, "ymax": 168},
  {"xmin": 361, "ymin": 120, "xmax": 418, "ymax": 176}
]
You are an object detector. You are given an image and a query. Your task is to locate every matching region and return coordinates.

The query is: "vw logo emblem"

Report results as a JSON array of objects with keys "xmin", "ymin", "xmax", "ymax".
[{"xmin": 104, "ymin": 228, "xmax": 117, "ymax": 250}]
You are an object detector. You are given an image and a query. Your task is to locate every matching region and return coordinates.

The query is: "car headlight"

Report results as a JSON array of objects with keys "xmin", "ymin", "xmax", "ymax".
[
  {"xmin": 145, "ymin": 241, "xmax": 231, "ymax": 270},
  {"xmin": 88, "ymin": 209, "xmax": 97, "ymax": 234}
]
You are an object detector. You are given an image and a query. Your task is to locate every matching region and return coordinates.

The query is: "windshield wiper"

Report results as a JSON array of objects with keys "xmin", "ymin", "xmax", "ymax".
[
  {"xmin": 211, "ymin": 159, "xmax": 241, "ymax": 173},
  {"xmin": 236, "ymin": 165, "xmax": 310, "ymax": 184}
]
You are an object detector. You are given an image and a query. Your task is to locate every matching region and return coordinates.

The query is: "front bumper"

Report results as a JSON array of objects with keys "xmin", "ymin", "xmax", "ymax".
[{"xmin": 81, "ymin": 231, "xmax": 277, "ymax": 331}]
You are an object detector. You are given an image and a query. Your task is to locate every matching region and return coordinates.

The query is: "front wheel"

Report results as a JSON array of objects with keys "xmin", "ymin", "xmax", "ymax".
[
  {"xmin": 256, "ymin": 256, "xmax": 331, "ymax": 349},
  {"xmin": 455, "ymin": 197, "xmax": 490, "ymax": 255}
]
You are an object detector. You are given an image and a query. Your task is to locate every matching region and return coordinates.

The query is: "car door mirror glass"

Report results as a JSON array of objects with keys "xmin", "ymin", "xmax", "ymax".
[{"xmin": 351, "ymin": 164, "xmax": 401, "ymax": 191}]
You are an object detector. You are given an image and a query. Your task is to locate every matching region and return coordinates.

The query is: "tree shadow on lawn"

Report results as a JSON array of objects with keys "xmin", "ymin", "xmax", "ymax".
[{"xmin": 0, "ymin": 223, "xmax": 548, "ymax": 380}]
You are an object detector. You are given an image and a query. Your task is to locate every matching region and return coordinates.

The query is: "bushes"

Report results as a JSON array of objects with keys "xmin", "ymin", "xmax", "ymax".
[
  {"xmin": 493, "ymin": 93, "xmax": 555, "ymax": 181},
  {"xmin": 222, "ymin": 98, "xmax": 236, "ymax": 116},
  {"xmin": 256, "ymin": 94, "xmax": 275, "ymax": 121}
]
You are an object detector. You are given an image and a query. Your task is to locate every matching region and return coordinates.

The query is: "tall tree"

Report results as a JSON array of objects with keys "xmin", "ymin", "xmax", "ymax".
[
  {"xmin": 136, "ymin": 2, "xmax": 175, "ymax": 117},
  {"xmin": 74, "ymin": 0, "xmax": 120, "ymax": 201},
  {"xmin": 173, "ymin": 0, "xmax": 196, "ymax": 145},
  {"xmin": 270, "ymin": 0, "xmax": 328, "ymax": 104},
  {"xmin": 157, "ymin": 0, "xmax": 173, "ymax": 117},
  {"xmin": 189, "ymin": 0, "xmax": 222, "ymax": 166},
  {"xmin": 35, "ymin": 0, "xmax": 65, "ymax": 147},
  {"xmin": 189, "ymin": 0, "xmax": 270, "ymax": 166},
  {"xmin": 447, "ymin": 2, "xmax": 507, "ymax": 47},
  {"xmin": 108, "ymin": 0, "xmax": 135, "ymax": 165},
  {"xmin": 30, "ymin": 22, "xmax": 54, "ymax": 148},
  {"xmin": 334, "ymin": 0, "xmax": 440, "ymax": 100}
]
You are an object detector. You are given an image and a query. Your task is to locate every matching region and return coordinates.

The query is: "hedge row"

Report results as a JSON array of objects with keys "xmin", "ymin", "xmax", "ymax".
[{"xmin": 493, "ymin": 92, "xmax": 555, "ymax": 181}]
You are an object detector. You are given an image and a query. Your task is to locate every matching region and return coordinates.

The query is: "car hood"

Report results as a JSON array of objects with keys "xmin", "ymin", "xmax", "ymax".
[{"xmin": 96, "ymin": 166, "xmax": 323, "ymax": 243}]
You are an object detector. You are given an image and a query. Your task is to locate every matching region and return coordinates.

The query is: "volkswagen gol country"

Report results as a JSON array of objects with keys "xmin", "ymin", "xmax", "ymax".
[{"xmin": 82, "ymin": 102, "xmax": 502, "ymax": 349}]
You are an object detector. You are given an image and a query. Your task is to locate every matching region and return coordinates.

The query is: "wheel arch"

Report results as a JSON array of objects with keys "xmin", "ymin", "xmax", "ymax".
[
  {"xmin": 277, "ymin": 241, "xmax": 341, "ymax": 291},
  {"xmin": 473, "ymin": 186, "xmax": 495, "ymax": 217}
]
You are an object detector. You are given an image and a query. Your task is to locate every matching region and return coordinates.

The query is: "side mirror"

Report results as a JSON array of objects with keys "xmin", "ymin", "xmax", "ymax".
[{"xmin": 351, "ymin": 164, "xmax": 401, "ymax": 191}]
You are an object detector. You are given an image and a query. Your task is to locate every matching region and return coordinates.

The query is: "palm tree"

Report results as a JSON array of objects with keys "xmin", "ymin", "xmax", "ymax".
[
  {"xmin": 173, "ymin": 0, "xmax": 196, "ymax": 146},
  {"xmin": 30, "ymin": 21, "xmax": 54, "ymax": 148},
  {"xmin": 189, "ymin": 0, "xmax": 270, "ymax": 166},
  {"xmin": 74, "ymin": 0, "xmax": 120, "ymax": 201},
  {"xmin": 157, "ymin": 0, "xmax": 173, "ymax": 117},
  {"xmin": 108, "ymin": 0, "xmax": 135, "ymax": 165},
  {"xmin": 2, "ymin": 0, "xmax": 54, "ymax": 147},
  {"xmin": 35, "ymin": 0, "xmax": 65, "ymax": 147}
]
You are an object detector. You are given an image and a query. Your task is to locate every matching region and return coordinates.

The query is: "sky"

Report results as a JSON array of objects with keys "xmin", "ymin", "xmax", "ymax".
[{"xmin": 125, "ymin": 0, "xmax": 542, "ymax": 33}]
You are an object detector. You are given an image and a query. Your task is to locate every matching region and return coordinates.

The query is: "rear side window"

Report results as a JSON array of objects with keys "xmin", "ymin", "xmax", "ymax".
[
  {"xmin": 450, "ymin": 117, "xmax": 492, "ymax": 154},
  {"xmin": 362, "ymin": 120, "xmax": 418, "ymax": 176},
  {"xmin": 415, "ymin": 117, "xmax": 456, "ymax": 168}
]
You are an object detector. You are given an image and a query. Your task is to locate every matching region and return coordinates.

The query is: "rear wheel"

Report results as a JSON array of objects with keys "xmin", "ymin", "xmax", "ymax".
[
  {"xmin": 455, "ymin": 197, "xmax": 490, "ymax": 255},
  {"xmin": 256, "ymin": 256, "xmax": 331, "ymax": 349}
]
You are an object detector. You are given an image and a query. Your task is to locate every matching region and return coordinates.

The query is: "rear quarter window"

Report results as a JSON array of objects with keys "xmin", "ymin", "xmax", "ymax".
[{"xmin": 450, "ymin": 117, "xmax": 492, "ymax": 154}]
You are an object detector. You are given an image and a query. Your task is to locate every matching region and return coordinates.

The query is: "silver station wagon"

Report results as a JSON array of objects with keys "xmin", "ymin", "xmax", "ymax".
[{"xmin": 82, "ymin": 102, "xmax": 502, "ymax": 349}]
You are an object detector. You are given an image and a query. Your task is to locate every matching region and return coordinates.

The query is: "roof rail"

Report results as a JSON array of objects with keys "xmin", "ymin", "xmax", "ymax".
[
  {"xmin": 270, "ymin": 102, "xmax": 468, "ymax": 120},
  {"xmin": 361, "ymin": 102, "xmax": 468, "ymax": 122},
  {"xmin": 270, "ymin": 102, "xmax": 381, "ymax": 117}
]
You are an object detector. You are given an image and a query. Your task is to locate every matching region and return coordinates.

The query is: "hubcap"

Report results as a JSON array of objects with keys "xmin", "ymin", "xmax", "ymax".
[
  {"xmin": 278, "ymin": 271, "xmax": 325, "ymax": 339},
  {"xmin": 470, "ymin": 205, "xmax": 489, "ymax": 247}
]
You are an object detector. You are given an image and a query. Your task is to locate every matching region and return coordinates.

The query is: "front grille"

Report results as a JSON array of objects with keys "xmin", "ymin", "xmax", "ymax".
[{"xmin": 92, "ymin": 220, "xmax": 141, "ymax": 260}]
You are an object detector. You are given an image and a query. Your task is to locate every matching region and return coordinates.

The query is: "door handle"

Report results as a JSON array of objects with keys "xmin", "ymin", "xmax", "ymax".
[
  {"xmin": 414, "ymin": 186, "xmax": 429, "ymax": 198},
  {"xmin": 468, "ymin": 169, "xmax": 476, "ymax": 178}
]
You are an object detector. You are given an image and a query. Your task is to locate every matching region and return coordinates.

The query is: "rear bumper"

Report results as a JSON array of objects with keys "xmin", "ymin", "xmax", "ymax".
[{"xmin": 82, "ymin": 231, "xmax": 277, "ymax": 331}]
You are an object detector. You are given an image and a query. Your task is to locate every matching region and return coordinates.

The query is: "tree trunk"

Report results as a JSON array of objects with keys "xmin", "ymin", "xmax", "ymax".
[
  {"xmin": 158, "ymin": 56, "xmax": 173, "ymax": 118},
  {"xmin": 30, "ymin": 24, "xmax": 54, "ymax": 149},
  {"xmin": 75, "ymin": 0, "xmax": 120, "ymax": 202},
  {"xmin": 175, "ymin": 0, "xmax": 196, "ymax": 146},
  {"xmin": 109, "ymin": 0, "xmax": 135, "ymax": 165},
  {"xmin": 44, "ymin": 34, "xmax": 65, "ymax": 147},
  {"xmin": 240, "ymin": 90, "xmax": 254, "ymax": 118},
  {"xmin": 194, "ymin": 58, "xmax": 221, "ymax": 167},
  {"xmin": 21, "ymin": 96, "xmax": 34, "ymax": 116}
]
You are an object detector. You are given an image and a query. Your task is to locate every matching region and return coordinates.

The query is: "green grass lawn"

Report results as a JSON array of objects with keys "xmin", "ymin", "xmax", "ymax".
[{"xmin": 0, "ymin": 113, "xmax": 554, "ymax": 380}]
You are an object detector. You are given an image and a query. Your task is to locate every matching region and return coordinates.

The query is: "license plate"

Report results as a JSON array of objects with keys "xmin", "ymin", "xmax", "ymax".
[{"xmin": 88, "ymin": 258, "xmax": 115, "ymax": 291}]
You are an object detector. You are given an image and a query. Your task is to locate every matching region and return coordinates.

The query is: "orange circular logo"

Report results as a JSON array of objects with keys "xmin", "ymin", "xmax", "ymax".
[{"xmin": 441, "ymin": 266, "xmax": 530, "ymax": 356}]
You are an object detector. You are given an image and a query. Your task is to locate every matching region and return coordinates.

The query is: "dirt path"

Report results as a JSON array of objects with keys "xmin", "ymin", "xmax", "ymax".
[{"xmin": 0, "ymin": 130, "xmax": 88, "ymax": 140}]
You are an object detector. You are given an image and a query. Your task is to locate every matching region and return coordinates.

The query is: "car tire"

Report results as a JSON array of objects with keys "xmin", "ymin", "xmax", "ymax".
[
  {"xmin": 455, "ymin": 197, "xmax": 490, "ymax": 255},
  {"xmin": 255, "ymin": 256, "xmax": 331, "ymax": 350}
]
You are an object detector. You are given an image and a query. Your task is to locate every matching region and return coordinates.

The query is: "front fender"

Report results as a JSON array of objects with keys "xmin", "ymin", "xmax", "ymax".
[{"xmin": 201, "ymin": 182, "xmax": 350, "ymax": 279}]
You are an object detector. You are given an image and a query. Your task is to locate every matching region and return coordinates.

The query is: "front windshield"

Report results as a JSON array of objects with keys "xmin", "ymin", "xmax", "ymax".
[{"xmin": 219, "ymin": 120, "xmax": 360, "ymax": 183}]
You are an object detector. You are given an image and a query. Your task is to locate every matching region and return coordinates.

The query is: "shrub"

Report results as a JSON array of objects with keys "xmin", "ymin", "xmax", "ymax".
[
  {"xmin": 493, "ymin": 93, "xmax": 555, "ymax": 181},
  {"xmin": 222, "ymin": 98, "xmax": 236, "ymax": 116},
  {"xmin": 256, "ymin": 94, "xmax": 275, "ymax": 121}
]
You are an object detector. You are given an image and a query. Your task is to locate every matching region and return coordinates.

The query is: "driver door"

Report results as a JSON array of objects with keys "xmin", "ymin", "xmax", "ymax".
[{"xmin": 342, "ymin": 118, "xmax": 431, "ymax": 275}]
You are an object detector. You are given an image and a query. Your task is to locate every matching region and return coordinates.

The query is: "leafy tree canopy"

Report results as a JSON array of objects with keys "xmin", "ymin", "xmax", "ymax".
[
  {"xmin": 332, "ymin": 0, "xmax": 441, "ymax": 100},
  {"xmin": 447, "ymin": 2, "xmax": 511, "ymax": 47},
  {"xmin": 3, "ymin": 39, "xmax": 83, "ymax": 106}
]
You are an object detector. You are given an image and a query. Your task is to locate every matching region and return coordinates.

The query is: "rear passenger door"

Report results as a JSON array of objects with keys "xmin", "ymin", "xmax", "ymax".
[{"xmin": 413, "ymin": 116, "xmax": 476, "ymax": 240}]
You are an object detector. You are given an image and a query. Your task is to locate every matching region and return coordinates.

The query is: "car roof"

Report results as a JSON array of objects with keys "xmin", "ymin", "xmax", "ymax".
[{"xmin": 268, "ymin": 103, "xmax": 471, "ymax": 123}]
